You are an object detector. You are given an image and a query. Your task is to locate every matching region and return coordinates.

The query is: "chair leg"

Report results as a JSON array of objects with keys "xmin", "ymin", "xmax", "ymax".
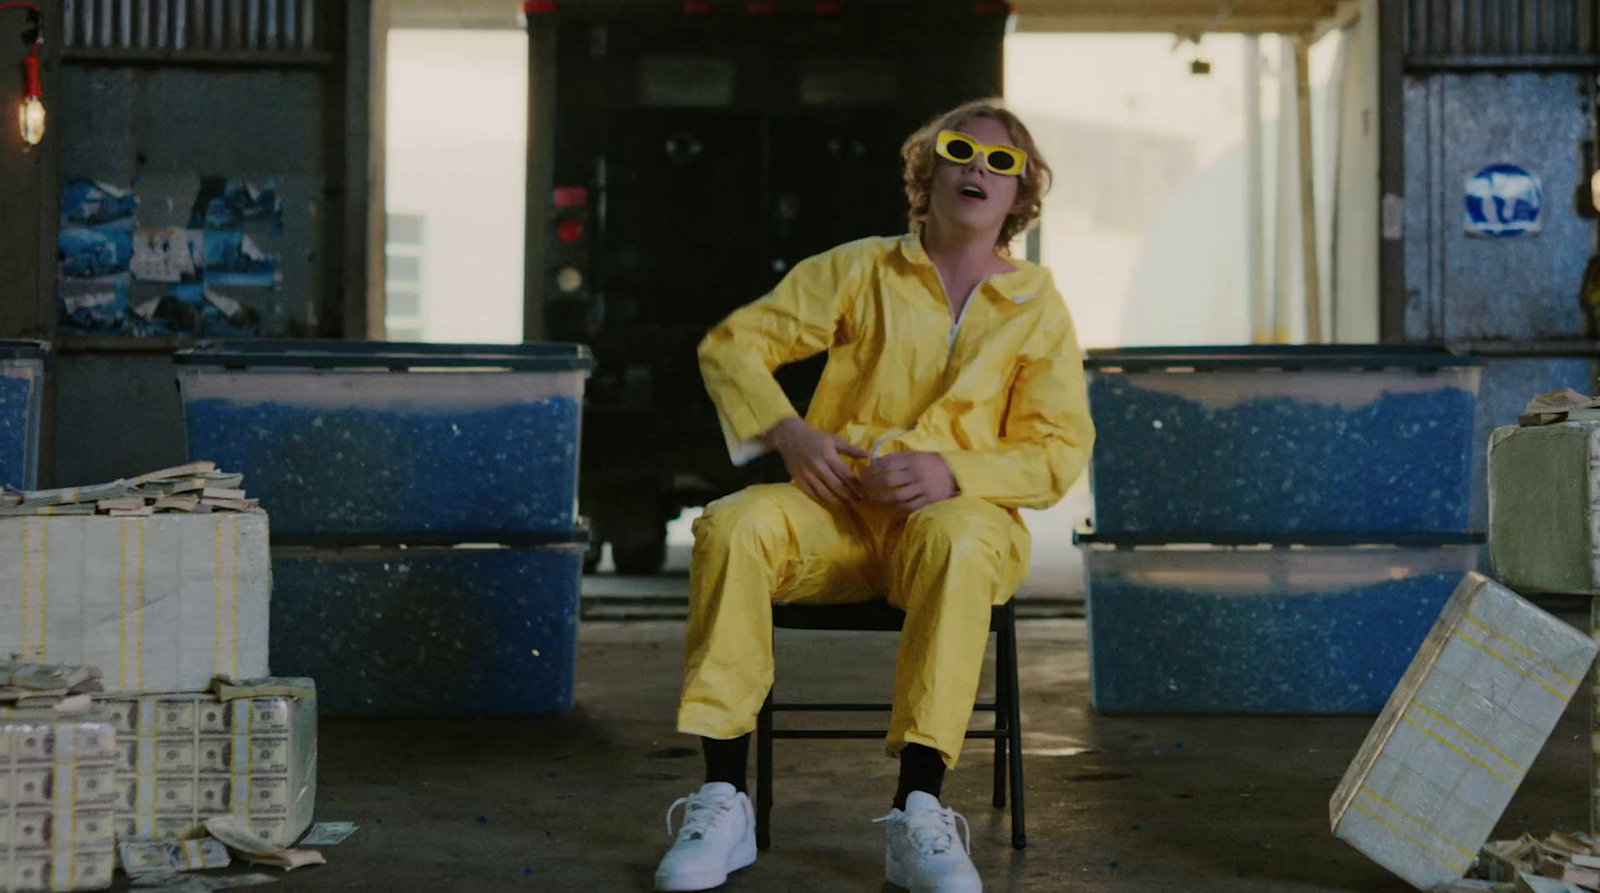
[
  {"xmin": 756, "ymin": 690, "xmax": 774, "ymax": 851},
  {"xmin": 1003, "ymin": 605, "xmax": 1026, "ymax": 850},
  {"xmin": 992, "ymin": 624, "xmax": 1009, "ymax": 810}
]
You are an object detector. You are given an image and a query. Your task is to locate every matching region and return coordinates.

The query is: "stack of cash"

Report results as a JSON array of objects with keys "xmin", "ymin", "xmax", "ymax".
[
  {"xmin": 1473, "ymin": 831, "xmax": 1600, "ymax": 891},
  {"xmin": 0, "ymin": 661, "xmax": 103, "ymax": 713},
  {"xmin": 0, "ymin": 461, "xmax": 257, "ymax": 517},
  {"xmin": 0, "ymin": 710, "xmax": 119, "ymax": 892}
]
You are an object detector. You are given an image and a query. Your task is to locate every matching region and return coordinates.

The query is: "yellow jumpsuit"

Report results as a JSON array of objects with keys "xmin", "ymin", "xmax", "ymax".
[{"xmin": 679, "ymin": 233, "xmax": 1095, "ymax": 768}]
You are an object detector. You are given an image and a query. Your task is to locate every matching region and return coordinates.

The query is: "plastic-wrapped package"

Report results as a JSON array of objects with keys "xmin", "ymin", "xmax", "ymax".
[
  {"xmin": 1332, "ymin": 573, "xmax": 1598, "ymax": 890},
  {"xmin": 1489, "ymin": 421, "xmax": 1600, "ymax": 594},
  {"xmin": 0, "ymin": 710, "xmax": 117, "ymax": 892},
  {"xmin": 99, "ymin": 688, "xmax": 316, "ymax": 850},
  {"xmin": 0, "ymin": 513, "xmax": 270, "ymax": 693}
]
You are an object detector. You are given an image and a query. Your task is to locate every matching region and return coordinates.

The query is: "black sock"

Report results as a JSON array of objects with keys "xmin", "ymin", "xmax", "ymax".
[
  {"xmin": 893, "ymin": 744, "xmax": 946, "ymax": 809},
  {"xmin": 702, "ymin": 735, "xmax": 750, "ymax": 793}
]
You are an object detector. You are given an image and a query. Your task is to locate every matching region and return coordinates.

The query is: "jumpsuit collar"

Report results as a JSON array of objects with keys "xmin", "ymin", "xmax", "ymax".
[{"xmin": 897, "ymin": 232, "xmax": 1031, "ymax": 303}]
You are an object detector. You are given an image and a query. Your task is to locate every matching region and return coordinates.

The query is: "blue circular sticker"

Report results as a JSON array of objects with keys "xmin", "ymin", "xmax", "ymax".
[{"xmin": 1464, "ymin": 163, "xmax": 1543, "ymax": 238}]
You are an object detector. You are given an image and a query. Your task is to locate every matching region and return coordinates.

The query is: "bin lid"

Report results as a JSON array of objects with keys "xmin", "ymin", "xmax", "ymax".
[
  {"xmin": 1085, "ymin": 344, "xmax": 1481, "ymax": 372},
  {"xmin": 0, "ymin": 340, "xmax": 49, "ymax": 361},
  {"xmin": 174, "ymin": 339, "xmax": 595, "ymax": 372},
  {"xmin": 268, "ymin": 527, "xmax": 594, "ymax": 549},
  {"xmin": 1072, "ymin": 526, "xmax": 1486, "ymax": 548}
]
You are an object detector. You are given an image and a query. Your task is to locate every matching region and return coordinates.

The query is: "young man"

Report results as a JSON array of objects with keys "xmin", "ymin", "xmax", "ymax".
[{"xmin": 655, "ymin": 99, "xmax": 1095, "ymax": 893}]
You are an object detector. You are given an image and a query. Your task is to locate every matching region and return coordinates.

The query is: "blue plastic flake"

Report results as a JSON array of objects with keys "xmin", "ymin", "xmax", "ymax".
[
  {"xmin": 184, "ymin": 396, "xmax": 581, "ymax": 537},
  {"xmin": 0, "ymin": 373, "xmax": 32, "ymax": 490},
  {"xmin": 1087, "ymin": 378, "xmax": 1477, "ymax": 535},
  {"xmin": 1089, "ymin": 573, "xmax": 1460, "ymax": 714},
  {"xmin": 270, "ymin": 544, "xmax": 583, "ymax": 716}
]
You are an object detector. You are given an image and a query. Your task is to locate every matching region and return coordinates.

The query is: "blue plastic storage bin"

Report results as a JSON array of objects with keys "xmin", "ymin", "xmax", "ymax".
[
  {"xmin": 0, "ymin": 340, "xmax": 46, "ymax": 491},
  {"xmin": 1085, "ymin": 346, "xmax": 1482, "ymax": 537},
  {"xmin": 269, "ymin": 534, "xmax": 586, "ymax": 716},
  {"xmin": 174, "ymin": 340, "xmax": 594, "ymax": 541},
  {"xmin": 1081, "ymin": 533, "xmax": 1481, "ymax": 714}
]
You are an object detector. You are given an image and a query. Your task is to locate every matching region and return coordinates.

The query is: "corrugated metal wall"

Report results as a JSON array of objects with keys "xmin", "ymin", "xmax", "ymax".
[
  {"xmin": 59, "ymin": 0, "xmax": 326, "ymax": 54},
  {"xmin": 1401, "ymin": 71, "xmax": 1592, "ymax": 342},
  {"xmin": 46, "ymin": 0, "xmax": 378, "ymax": 486},
  {"xmin": 1403, "ymin": 0, "xmax": 1597, "ymax": 63},
  {"xmin": 1389, "ymin": 0, "xmax": 1599, "ymax": 529}
]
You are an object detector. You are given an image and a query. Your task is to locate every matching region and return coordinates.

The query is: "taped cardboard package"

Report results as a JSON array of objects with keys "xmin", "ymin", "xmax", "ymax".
[
  {"xmin": 1331, "ymin": 573, "xmax": 1598, "ymax": 890},
  {"xmin": 1593, "ymin": 597, "xmax": 1600, "ymax": 841},
  {"xmin": 0, "ymin": 513, "xmax": 270, "ymax": 693},
  {"xmin": 1489, "ymin": 422, "xmax": 1600, "ymax": 594},
  {"xmin": 0, "ymin": 709, "xmax": 117, "ymax": 892},
  {"xmin": 99, "ymin": 687, "xmax": 316, "ymax": 850}
]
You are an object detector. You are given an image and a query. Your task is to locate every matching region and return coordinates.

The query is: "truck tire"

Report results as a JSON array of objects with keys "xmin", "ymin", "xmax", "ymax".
[{"xmin": 613, "ymin": 536, "xmax": 667, "ymax": 576}]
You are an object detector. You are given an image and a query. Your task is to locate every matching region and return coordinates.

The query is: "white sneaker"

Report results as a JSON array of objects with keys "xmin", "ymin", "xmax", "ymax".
[
  {"xmin": 654, "ymin": 782, "xmax": 758, "ymax": 892},
  {"xmin": 874, "ymin": 791, "xmax": 982, "ymax": 893}
]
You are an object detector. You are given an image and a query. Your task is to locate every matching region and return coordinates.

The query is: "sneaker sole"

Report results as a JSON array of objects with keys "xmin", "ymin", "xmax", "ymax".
[
  {"xmin": 655, "ymin": 837, "xmax": 757, "ymax": 892},
  {"xmin": 883, "ymin": 848, "xmax": 982, "ymax": 893}
]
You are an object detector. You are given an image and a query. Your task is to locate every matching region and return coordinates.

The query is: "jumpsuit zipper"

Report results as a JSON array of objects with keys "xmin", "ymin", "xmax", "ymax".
[{"xmin": 868, "ymin": 270, "xmax": 988, "ymax": 461}]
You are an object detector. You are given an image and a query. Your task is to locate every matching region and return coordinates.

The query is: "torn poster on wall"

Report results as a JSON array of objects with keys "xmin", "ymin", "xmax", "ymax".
[
  {"xmin": 60, "ymin": 276, "xmax": 131, "ymax": 334},
  {"xmin": 202, "ymin": 231, "xmax": 279, "ymax": 287},
  {"xmin": 131, "ymin": 281, "xmax": 259, "ymax": 338},
  {"xmin": 130, "ymin": 227, "xmax": 203, "ymax": 283},
  {"xmin": 59, "ymin": 224, "xmax": 132, "ymax": 279},
  {"xmin": 189, "ymin": 177, "xmax": 284, "ymax": 233},
  {"xmin": 59, "ymin": 174, "xmax": 288, "ymax": 337},
  {"xmin": 61, "ymin": 178, "xmax": 137, "ymax": 228},
  {"xmin": 58, "ymin": 178, "xmax": 138, "ymax": 336}
]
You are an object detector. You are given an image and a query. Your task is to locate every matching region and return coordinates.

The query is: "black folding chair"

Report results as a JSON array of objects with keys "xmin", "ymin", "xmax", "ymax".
[{"xmin": 754, "ymin": 599, "xmax": 1026, "ymax": 850}]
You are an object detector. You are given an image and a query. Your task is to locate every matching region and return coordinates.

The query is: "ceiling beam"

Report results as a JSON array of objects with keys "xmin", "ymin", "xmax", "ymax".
[
  {"xmin": 1014, "ymin": 14, "xmax": 1330, "ymax": 34},
  {"xmin": 1011, "ymin": 0, "xmax": 1344, "ymax": 35},
  {"xmin": 1011, "ymin": 0, "xmax": 1339, "ymax": 15},
  {"xmin": 389, "ymin": 0, "xmax": 523, "ymax": 30}
]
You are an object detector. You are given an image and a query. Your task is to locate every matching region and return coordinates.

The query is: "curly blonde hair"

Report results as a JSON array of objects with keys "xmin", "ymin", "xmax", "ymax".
[{"xmin": 901, "ymin": 99, "xmax": 1052, "ymax": 248}]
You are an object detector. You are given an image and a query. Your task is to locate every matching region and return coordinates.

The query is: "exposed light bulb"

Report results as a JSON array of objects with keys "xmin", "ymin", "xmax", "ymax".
[
  {"xmin": 20, "ymin": 95, "xmax": 42, "ymax": 146},
  {"xmin": 19, "ymin": 55, "xmax": 43, "ymax": 147}
]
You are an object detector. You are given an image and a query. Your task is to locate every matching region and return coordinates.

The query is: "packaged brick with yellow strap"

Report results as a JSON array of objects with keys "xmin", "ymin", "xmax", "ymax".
[{"xmin": 654, "ymin": 100, "xmax": 1095, "ymax": 893}]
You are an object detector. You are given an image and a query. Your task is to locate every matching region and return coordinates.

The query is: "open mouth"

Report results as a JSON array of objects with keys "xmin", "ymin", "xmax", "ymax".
[{"xmin": 958, "ymin": 184, "xmax": 987, "ymax": 200}]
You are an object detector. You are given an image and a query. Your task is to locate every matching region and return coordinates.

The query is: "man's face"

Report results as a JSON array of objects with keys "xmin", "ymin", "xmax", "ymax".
[{"xmin": 928, "ymin": 116, "xmax": 1022, "ymax": 242}]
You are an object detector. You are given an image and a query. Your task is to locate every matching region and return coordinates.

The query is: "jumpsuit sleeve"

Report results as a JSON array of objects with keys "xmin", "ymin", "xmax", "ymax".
[
  {"xmin": 697, "ymin": 248, "xmax": 856, "ymax": 466},
  {"xmin": 938, "ymin": 307, "xmax": 1097, "ymax": 510}
]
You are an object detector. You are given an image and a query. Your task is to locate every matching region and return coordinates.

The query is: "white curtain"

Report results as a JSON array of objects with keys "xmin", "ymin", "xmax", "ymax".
[
  {"xmin": 1271, "ymin": 34, "xmax": 1304, "ymax": 343},
  {"xmin": 1330, "ymin": 0, "xmax": 1381, "ymax": 343}
]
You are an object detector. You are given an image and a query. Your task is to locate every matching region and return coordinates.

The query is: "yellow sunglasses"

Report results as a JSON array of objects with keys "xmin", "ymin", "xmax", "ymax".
[{"xmin": 935, "ymin": 130, "xmax": 1028, "ymax": 176}]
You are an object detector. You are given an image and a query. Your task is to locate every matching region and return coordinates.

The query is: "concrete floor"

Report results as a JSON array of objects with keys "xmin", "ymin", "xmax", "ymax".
[{"xmin": 110, "ymin": 611, "xmax": 1593, "ymax": 893}]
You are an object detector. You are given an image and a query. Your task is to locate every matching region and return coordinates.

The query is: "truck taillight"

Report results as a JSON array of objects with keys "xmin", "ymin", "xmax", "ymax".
[
  {"xmin": 974, "ymin": 1, "xmax": 1010, "ymax": 13},
  {"xmin": 520, "ymin": 0, "xmax": 558, "ymax": 14},
  {"xmin": 553, "ymin": 186, "xmax": 588, "ymax": 208},
  {"xmin": 557, "ymin": 220, "xmax": 584, "ymax": 243}
]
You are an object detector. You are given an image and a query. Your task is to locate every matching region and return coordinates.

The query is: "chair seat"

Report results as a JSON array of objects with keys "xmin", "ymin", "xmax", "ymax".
[{"xmin": 772, "ymin": 600, "xmax": 1011, "ymax": 632}]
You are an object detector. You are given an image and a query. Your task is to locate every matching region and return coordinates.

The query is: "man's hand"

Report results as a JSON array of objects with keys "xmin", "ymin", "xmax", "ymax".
[
  {"xmin": 863, "ymin": 451, "xmax": 959, "ymax": 513},
  {"xmin": 762, "ymin": 418, "xmax": 868, "ymax": 509}
]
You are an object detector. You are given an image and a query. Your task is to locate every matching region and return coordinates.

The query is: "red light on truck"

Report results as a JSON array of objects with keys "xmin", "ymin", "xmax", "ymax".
[
  {"xmin": 553, "ymin": 186, "xmax": 588, "ymax": 208},
  {"xmin": 521, "ymin": 1, "xmax": 558, "ymax": 14},
  {"xmin": 557, "ymin": 219, "xmax": 584, "ymax": 243}
]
